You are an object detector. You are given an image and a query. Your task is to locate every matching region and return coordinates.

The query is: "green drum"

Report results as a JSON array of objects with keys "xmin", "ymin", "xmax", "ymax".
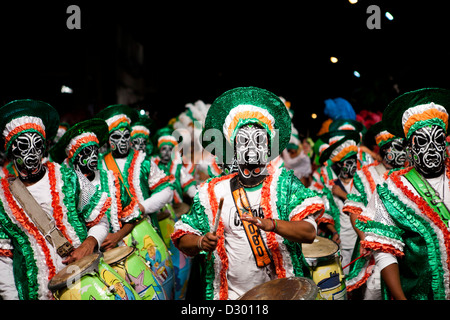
[
  {"xmin": 103, "ymin": 246, "xmax": 167, "ymax": 300},
  {"xmin": 48, "ymin": 253, "xmax": 141, "ymax": 300},
  {"xmin": 158, "ymin": 204, "xmax": 192, "ymax": 300},
  {"xmin": 123, "ymin": 218, "xmax": 175, "ymax": 299}
]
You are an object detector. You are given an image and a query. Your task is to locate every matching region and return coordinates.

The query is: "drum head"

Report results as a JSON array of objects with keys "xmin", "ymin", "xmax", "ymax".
[
  {"xmin": 238, "ymin": 277, "xmax": 318, "ymax": 300},
  {"xmin": 157, "ymin": 210, "xmax": 171, "ymax": 221},
  {"xmin": 172, "ymin": 202, "xmax": 190, "ymax": 219},
  {"xmin": 103, "ymin": 246, "xmax": 135, "ymax": 265},
  {"xmin": 48, "ymin": 253, "xmax": 100, "ymax": 291},
  {"xmin": 302, "ymin": 236, "xmax": 338, "ymax": 259}
]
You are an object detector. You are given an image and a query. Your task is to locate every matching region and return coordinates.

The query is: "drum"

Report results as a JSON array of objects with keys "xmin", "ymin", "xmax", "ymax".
[
  {"xmin": 103, "ymin": 246, "xmax": 167, "ymax": 300},
  {"xmin": 123, "ymin": 218, "xmax": 175, "ymax": 299},
  {"xmin": 302, "ymin": 236, "xmax": 347, "ymax": 300},
  {"xmin": 171, "ymin": 202, "xmax": 190, "ymax": 219},
  {"xmin": 48, "ymin": 253, "xmax": 141, "ymax": 300},
  {"xmin": 157, "ymin": 204, "xmax": 192, "ymax": 300},
  {"xmin": 238, "ymin": 277, "xmax": 318, "ymax": 300}
]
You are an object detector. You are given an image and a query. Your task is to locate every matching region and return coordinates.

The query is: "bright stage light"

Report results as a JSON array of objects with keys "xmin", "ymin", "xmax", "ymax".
[
  {"xmin": 348, "ymin": 0, "xmax": 358, "ymax": 4},
  {"xmin": 330, "ymin": 57, "xmax": 338, "ymax": 63},
  {"xmin": 353, "ymin": 70, "xmax": 361, "ymax": 78},
  {"xmin": 61, "ymin": 85, "xmax": 73, "ymax": 94},
  {"xmin": 385, "ymin": 12, "xmax": 394, "ymax": 20},
  {"xmin": 311, "ymin": 113, "xmax": 318, "ymax": 119}
]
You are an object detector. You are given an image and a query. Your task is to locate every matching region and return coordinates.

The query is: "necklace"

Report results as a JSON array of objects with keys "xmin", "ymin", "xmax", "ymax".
[{"xmin": 237, "ymin": 175, "xmax": 266, "ymax": 188}]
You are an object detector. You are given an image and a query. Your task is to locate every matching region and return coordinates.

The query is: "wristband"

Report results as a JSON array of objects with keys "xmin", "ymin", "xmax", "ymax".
[
  {"xmin": 271, "ymin": 219, "xmax": 278, "ymax": 232},
  {"xmin": 197, "ymin": 236, "xmax": 204, "ymax": 250}
]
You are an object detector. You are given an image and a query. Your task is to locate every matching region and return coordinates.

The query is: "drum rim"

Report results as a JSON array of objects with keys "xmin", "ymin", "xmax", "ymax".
[
  {"xmin": 103, "ymin": 246, "xmax": 135, "ymax": 265},
  {"xmin": 48, "ymin": 253, "xmax": 101, "ymax": 291},
  {"xmin": 302, "ymin": 236, "xmax": 340, "ymax": 263},
  {"xmin": 237, "ymin": 276, "xmax": 319, "ymax": 300}
]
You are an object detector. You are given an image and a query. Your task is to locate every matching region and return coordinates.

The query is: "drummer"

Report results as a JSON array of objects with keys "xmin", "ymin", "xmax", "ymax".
[
  {"xmin": 172, "ymin": 87, "xmax": 325, "ymax": 300},
  {"xmin": 313, "ymin": 130, "xmax": 361, "ymax": 273},
  {"xmin": 95, "ymin": 104, "xmax": 173, "ymax": 219},
  {"xmin": 49, "ymin": 119, "xmax": 142, "ymax": 251},
  {"xmin": 152, "ymin": 126, "xmax": 197, "ymax": 205},
  {"xmin": 0, "ymin": 100, "xmax": 110, "ymax": 300}
]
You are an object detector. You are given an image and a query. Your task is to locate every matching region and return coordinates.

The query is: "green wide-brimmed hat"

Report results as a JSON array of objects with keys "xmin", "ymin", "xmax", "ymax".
[
  {"xmin": 131, "ymin": 113, "xmax": 154, "ymax": 142},
  {"xmin": 364, "ymin": 120, "xmax": 400, "ymax": 149},
  {"xmin": 0, "ymin": 99, "xmax": 60, "ymax": 153},
  {"xmin": 49, "ymin": 118, "xmax": 108, "ymax": 164},
  {"xmin": 153, "ymin": 126, "xmax": 179, "ymax": 149},
  {"xmin": 96, "ymin": 104, "xmax": 138, "ymax": 134},
  {"xmin": 328, "ymin": 118, "xmax": 365, "ymax": 133},
  {"xmin": 319, "ymin": 130, "xmax": 360, "ymax": 165},
  {"xmin": 202, "ymin": 86, "xmax": 291, "ymax": 163},
  {"xmin": 383, "ymin": 88, "xmax": 450, "ymax": 140}
]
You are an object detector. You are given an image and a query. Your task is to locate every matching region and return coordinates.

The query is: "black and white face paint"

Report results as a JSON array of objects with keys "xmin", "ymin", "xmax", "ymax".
[
  {"xmin": 380, "ymin": 138, "xmax": 406, "ymax": 169},
  {"xmin": 408, "ymin": 125, "xmax": 447, "ymax": 178},
  {"xmin": 234, "ymin": 124, "xmax": 270, "ymax": 186},
  {"xmin": 336, "ymin": 155, "xmax": 357, "ymax": 180},
  {"xmin": 10, "ymin": 132, "xmax": 46, "ymax": 182},
  {"xmin": 159, "ymin": 144, "xmax": 173, "ymax": 164},
  {"xmin": 131, "ymin": 137, "xmax": 147, "ymax": 152},
  {"xmin": 109, "ymin": 128, "xmax": 131, "ymax": 158},
  {"xmin": 73, "ymin": 145, "xmax": 99, "ymax": 176}
]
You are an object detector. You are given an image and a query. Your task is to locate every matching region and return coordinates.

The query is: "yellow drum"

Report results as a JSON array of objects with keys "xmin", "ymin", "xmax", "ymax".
[
  {"xmin": 302, "ymin": 236, "xmax": 347, "ymax": 300},
  {"xmin": 158, "ymin": 203, "xmax": 193, "ymax": 300},
  {"xmin": 48, "ymin": 253, "xmax": 141, "ymax": 300},
  {"xmin": 238, "ymin": 277, "xmax": 318, "ymax": 300},
  {"xmin": 103, "ymin": 246, "xmax": 167, "ymax": 300},
  {"xmin": 123, "ymin": 218, "xmax": 175, "ymax": 299}
]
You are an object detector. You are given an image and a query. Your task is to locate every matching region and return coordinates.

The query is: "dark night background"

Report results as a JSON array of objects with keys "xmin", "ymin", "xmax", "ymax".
[{"xmin": 0, "ymin": 0, "xmax": 448, "ymax": 139}]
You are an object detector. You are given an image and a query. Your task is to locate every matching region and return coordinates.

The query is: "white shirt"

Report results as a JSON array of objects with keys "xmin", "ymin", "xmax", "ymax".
[{"xmin": 223, "ymin": 187, "xmax": 317, "ymax": 300}]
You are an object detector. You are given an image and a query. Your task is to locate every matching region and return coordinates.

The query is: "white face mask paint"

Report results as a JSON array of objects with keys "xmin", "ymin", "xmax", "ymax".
[
  {"xmin": 131, "ymin": 137, "xmax": 147, "ymax": 152},
  {"xmin": 381, "ymin": 138, "xmax": 406, "ymax": 169},
  {"xmin": 234, "ymin": 124, "xmax": 270, "ymax": 186},
  {"xmin": 10, "ymin": 132, "xmax": 46, "ymax": 181},
  {"xmin": 159, "ymin": 144, "xmax": 174, "ymax": 164},
  {"xmin": 74, "ymin": 144, "xmax": 99, "ymax": 175},
  {"xmin": 336, "ymin": 155, "xmax": 357, "ymax": 180},
  {"xmin": 408, "ymin": 125, "xmax": 447, "ymax": 178},
  {"xmin": 109, "ymin": 128, "xmax": 131, "ymax": 157}
]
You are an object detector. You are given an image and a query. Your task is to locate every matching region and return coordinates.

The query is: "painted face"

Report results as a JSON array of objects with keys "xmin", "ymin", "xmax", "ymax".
[
  {"xmin": 336, "ymin": 155, "xmax": 357, "ymax": 180},
  {"xmin": 380, "ymin": 138, "xmax": 406, "ymax": 169},
  {"xmin": 73, "ymin": 144, "xmax": 99, "ymax": 175},
  {"xmin": 159, "ymin": 144, "xmax": 174, "ymax": 164},
  {"xmin": 131, "ymin": 137, "xmax": 147, "ymax": 152},
  {"xmin": 234, "ymin": 124, "xmax": 270, "ymax": 185},
  {"xmin": 408, "ymin": 125, "xmax": 447, "ymax": 178},
  {"xmin": 109, "ymin": 128, "xmax": 131, "ymax": 158},
  {"xmin": 10, "ymin": 132, "xmax": 46, "ymax": 181}
]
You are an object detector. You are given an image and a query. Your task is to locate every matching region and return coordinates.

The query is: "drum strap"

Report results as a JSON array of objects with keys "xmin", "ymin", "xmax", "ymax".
[
  {"xmin": 404, "ymin": 168, "xmax": 450, "ymax": 227},
  {"xmin": 230, "ymin": 176, "xmax": 273, "ymax": 268},
  {"xmin": 103, "ymin": 153, "xmax": 133, "ymax": 200},
  {"xmin": 8, "ymin": 177, "xmax": 74, "ymax": 257}
]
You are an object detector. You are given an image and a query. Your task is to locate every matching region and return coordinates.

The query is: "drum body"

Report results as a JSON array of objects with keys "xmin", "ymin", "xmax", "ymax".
[
  {"xmin": 48, "ymin": 253, "xmax": 141, "ymax": 300},
  {"xmin": 123, "ymin": 219, "xmax": 175, "ymax": 299},
  {"xmin": 103, "ymin": 246, "xmax": 167, "ymax": 300},
  {"xmin": 302, "ymin": 236, "xmax": 347, "ymax": 300},
  {"xmin": 238, "ymin": 277, "xmax": 318, "ymax": 300},
  {"xmin": 158, "ymin": 204, "xmax": 192, "ymax": 300}
]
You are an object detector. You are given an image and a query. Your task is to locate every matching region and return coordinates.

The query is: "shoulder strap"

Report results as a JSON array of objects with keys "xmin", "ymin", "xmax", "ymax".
[
  {"xmin": 229, "ymin": 175, "xmax": 273, "ymax": 268},
  {"xmin": 103, "ymin": 153, "xmax": 133, "ymax": 199},
  {"xmin": 404, "ymin": 168, "xmax": 450, "ymax": 226},
  {"xmin": 8, "ymin": 177, "xmax": 74, "ymax": 257}
]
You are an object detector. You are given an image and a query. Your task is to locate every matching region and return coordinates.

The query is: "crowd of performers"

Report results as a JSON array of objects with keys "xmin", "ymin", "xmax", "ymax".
[{"xmin": 0, "ymin": 85, "xmax": 450, "ymax": 300}]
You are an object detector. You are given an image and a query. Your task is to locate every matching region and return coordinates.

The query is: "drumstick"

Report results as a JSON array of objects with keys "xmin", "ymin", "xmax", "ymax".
[
  {"xmin": 342, "ymin": 253, "xmax": 365, "ymax": 270},
  {"xmin": 207, "ymin": 197, "xmax": 224, "ymax": 260}
]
